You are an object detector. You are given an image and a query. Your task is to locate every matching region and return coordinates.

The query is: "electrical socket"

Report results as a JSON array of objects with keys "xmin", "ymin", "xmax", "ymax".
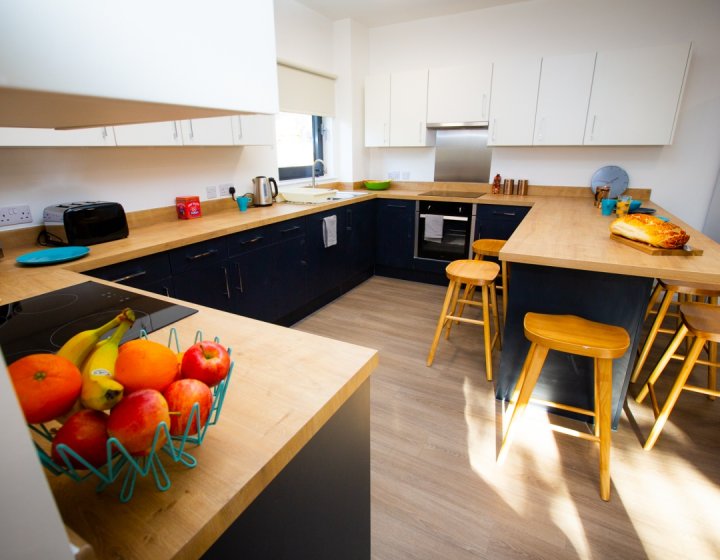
[
  {"xmin": 0, "ymin": 205, "xmax": 32, "ymax": 227},
  {"xmin": 388, "ymin": 171, "xmax": 400, "ymax": 180},
  {"xmin": 401, "ymin": 171, "xmax": 410, "ymax": 180},
  {"xmin": 218, "ymin": 183, "xmax": 233, "ymax": 197},
  {"xmin": 206, "ymin": 185, "xmax": 218, "ymax": 199}
]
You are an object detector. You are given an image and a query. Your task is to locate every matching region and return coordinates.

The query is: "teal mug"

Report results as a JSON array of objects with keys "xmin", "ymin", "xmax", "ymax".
[
  {"xmin": 237, "ymin": 196, "xmax": 249, "ymax": 212},
  {"xmin": 601, "ymin": 198, "xmax": 617, "ymax": 216}
]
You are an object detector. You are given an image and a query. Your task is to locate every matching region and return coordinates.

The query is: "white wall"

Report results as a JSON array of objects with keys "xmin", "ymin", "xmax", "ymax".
[
  {"xmin": 366, "ymin": 0, "xmax": 720, "ymax": 229},
  {"xmin": 0, "ymin": 146, "xmax": 277, "ymax": 226}
]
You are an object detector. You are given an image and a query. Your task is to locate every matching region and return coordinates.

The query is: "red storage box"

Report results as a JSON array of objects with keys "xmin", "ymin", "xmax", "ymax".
[{"xmin": 176, "ymin": 196, "xmax": 202, "ymax": 220}]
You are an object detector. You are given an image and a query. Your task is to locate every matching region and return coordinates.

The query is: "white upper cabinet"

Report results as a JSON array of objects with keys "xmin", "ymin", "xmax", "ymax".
[
  {"xmin": 0, "ymin": 127, "xmax": 116, "ymax": 147},
  {"xmin": 488, "ymin": 57, "xmax": 541, "ymax": 146},
  {"xmin": 232, "ymin": 114, "xmax": 276, "ymax": 146},
  {"xmin": 584, "ymin": 42, "xmax": 692, "ymax": 145},
  {"xmin": 365, "ymin": 74, "xmax": 391, "ymax": 147},
  {"xmin": 0, "ymin": 0, "xmax": 278, "ymax": 129},
  {"xmin": 534, "ymin": 53, "xmax": 596, "ymax": 145},
  {"xmin": 113, "ymin": 122, "xmax": 183, "ymax": 146},
  {"xmin": 180, "ymin": 117, "xmax": 234, "ymax": 146},
  {"xmin": 426, "ymin": 62, "xmax": 493, "ymax": 125},
  {"xmin": 390, "ymin": 69, "xmax": 433, "ymax": 147}
]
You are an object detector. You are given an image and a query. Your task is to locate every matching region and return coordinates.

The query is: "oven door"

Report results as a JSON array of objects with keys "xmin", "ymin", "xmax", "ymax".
[{"xmin": 415, "ymin": 201, "xmax": 475, "ymax": 262}]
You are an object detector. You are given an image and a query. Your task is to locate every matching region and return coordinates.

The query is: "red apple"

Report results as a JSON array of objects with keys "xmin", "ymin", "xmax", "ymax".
[
  {"xmin": 107, "ymin": 389, "xmax": 169, "ymax": 456},
  {"xmin": 180, "ymin": 341, "xmax": 230, "ymax": 387},
  {"xmin": 163, "ymin": 379, "xmax": 213, "ymax": 436},
  {"xmin": 51, "ymin": 409, "xmax": 109, "ymax": 468}
]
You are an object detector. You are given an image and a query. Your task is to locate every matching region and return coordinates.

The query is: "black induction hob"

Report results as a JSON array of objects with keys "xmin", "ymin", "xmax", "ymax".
[
  {"xmin": 420, "ymin": 190, "xmax": 485, "ymax": 198},
  {"xmin": 0, "ymin": 281, "xmax": 197, "ymax": 364}
]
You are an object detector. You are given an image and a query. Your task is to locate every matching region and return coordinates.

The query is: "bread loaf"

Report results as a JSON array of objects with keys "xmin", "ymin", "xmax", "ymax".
[{"xmin": 609, "ymin": 214, "xmax": 690, "ymax": 249}]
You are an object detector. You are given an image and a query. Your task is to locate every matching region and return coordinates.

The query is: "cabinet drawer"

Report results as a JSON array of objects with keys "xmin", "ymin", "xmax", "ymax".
[
  {"xmin": 169, "ymin": 238, "xmax": 227, "ymax": 274},
  {"xmin": 476, "ymin": 204, "xmax": 531, "ymax": 221},
  {"xmin": 227, "ymin": 226, "xmax": 278, "ymax": 257},
  {"xmin": 87, "ymin": 253, "xmax": 172, "ymax": 286}
]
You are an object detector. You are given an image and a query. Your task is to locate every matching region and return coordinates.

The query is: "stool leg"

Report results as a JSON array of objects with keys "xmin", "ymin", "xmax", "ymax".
[
  {"xmin": 501, "ymin": 260, "xmax": 508, "ymax": 323},
  {"xmin": 497, "ymin": 345, "xmax": 550, "ymax": 465},
  {"xmin": 427, "ymin": 280, "xmax": 456, "ymax": 367},
  {"xmin": 636, "ymin": 324, "xmax": 688, "ymax": 404},
  {"xmin": 595, "ymin": 358, "xmax": 613, "ymax": 501},
  {"xmin": 481, "ymin": 284, "xmax": 493, "ymax": 381},
  {"xmin": 644, "ymin": 282, "xmax": 663, "ymax": 321},
  {"xmin": 489, "ymin": 280, "xmax": 502, "ymax": 351},
  {"xmin": 631, "ymin": 289, "xmax": 675, "ymax": 383},
  {"xmin": 504, "ymin": 342, "xmax": 538, "ymax": 433},
  {"xmin": 644, "ymin": 336, "xmax": 706, "ymax": 451},
  {"xmin": 709, "ymin": 341, "xmax": 717, "ymax": 400},
  {"xmin": 444, "ymin": 281, "xmax": 463, "ymax": 340}
]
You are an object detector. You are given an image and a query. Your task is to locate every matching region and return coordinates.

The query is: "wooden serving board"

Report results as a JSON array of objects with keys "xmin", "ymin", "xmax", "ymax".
[{"xmin": 610, "ymin": 234, "xmax": 703, "ymax": 256}]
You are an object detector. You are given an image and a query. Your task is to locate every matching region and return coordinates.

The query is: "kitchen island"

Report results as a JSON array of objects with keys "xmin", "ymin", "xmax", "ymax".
[{"xmin": 0, "ymin": 268, "xmax": 378, "ymax": 560}]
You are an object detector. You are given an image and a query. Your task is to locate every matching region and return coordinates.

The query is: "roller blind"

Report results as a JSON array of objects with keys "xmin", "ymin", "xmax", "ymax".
[{"xmin": 277, "ymin": 60, "xmax": 336, "ymax": 117}]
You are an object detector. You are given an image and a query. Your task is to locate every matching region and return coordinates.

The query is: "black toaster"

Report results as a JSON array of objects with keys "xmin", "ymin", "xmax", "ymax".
[{"xmin": 42, "ymin": 202, "xmax": 129, "ymax": 246}]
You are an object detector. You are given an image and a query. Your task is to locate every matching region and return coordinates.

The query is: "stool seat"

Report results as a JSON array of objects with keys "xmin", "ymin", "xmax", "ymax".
[
  {"xmin": 471, "ymin": 238, "xmax": 505, "ymax": 258},
  {"xmin": 427, "ymin": 259, "xmax": 501, "ymax": 380},
  {"xmin": 659, "ymin": 278, "xmax": 720, "ymax": 297},
  {"xmin": 446, "ymin": 259, "xmax": 499, "ymax": 285},
  {"xmin": 499, "ymin": 312, "xmax": 630, "ymax": 501},
  {"xmin": 525, "ymin": 313, "xmax": 630, "ymax": 359},
  {"xmin": 637, "ymin": 303, "xmax": 720, "ymax": 450}
]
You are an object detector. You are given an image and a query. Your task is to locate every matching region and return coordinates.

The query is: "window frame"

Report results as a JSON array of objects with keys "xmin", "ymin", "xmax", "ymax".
[{"xmin": 277, "ymin": 115, "xmax": 325, "ymax": 181}]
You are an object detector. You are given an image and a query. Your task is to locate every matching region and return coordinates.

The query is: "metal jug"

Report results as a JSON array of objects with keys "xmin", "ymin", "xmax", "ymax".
[{"xmin": 252, "ymin": 176, "xmax": 278, "ymax": 207}]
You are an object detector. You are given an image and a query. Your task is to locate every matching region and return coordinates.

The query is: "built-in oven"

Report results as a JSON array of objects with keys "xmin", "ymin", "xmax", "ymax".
[{"xmin": 415, "ymin": 200, "xmax": 476, "ymax": 262}]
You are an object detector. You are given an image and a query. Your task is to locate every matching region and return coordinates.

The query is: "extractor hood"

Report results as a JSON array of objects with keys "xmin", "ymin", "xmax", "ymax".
[{"xmin": 0, "ymin": 0, "xmax": 279, "ymax": 129}]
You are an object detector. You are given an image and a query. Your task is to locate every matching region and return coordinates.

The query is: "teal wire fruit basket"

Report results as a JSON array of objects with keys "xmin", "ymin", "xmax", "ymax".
[{"xmin": 30, "ymin": 328, "xmax": 233, "ymax": 503}]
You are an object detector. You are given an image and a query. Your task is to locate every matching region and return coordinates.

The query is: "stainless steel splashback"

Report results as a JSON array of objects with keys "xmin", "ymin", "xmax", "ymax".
[{"xmin": 433, "ymin": 128, "xmax": 491, "ymax": 183}]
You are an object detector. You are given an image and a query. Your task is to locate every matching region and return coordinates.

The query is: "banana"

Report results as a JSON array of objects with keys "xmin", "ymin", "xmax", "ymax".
[
  {"xmin": 79, "ymin": 310, "xmax": 135, "ymax": 411},
  {"xmin": 56, "ymin": 308, "xmax": 134, "ymax": 367}
]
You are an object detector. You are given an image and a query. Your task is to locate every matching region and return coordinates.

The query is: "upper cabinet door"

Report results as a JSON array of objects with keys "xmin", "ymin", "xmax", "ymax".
[
  {"xmin": 426, "ymin": 62, "xmax": 493, "ymax": 125},
  {"xmin": 584, "ymin": 42, "xmax": 692, "ymax": 145},
  {"xmin": 232, "ymin": 114, "xmax": 276, "ymax": 146},
  {"xmin": 180, "ymin": 117, "xmax": 234, "ymax": 146},
  {"xmin": 488, "ymin": 57, "xmax": 541, "ymax": 146},
  {"xmin": 114, "ymin": 122, "xmax": 182, "ymax": 146},
  {"xmin": 534, "ymin": 53, "xmax": 596, "ymax": 145},
  {"xmin": 0, "ymin": 126, "xmax": 116, "ymax": 147},
  {"xmin": 364, "ymin": 74, "xmax": 391, "ymax": 147},
  {"xmin": 390, "ymin": 69, "xmax": 432, "ymax": 147}
]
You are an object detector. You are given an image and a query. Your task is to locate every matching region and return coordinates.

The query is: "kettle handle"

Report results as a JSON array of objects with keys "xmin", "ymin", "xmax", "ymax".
[{"xmin": 269, "ymin": 177, "xmax": 279, "ymax": 199}]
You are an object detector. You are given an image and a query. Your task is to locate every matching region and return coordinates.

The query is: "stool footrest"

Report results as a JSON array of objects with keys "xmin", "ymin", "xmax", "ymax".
[
  {"xmin": 548, "ymin": 423, "xmax": 600, "ymax": 443},
  {"xmin": 683, "ymin": 384, "xmax": 720, "ymax": 397},
  {"xmin": 530, "ymin": 397, "xmax": 596, "ymax": 418}
]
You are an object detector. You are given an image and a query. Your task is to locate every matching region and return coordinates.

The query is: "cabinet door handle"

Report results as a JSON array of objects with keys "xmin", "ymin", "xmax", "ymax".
[
  {"xmin": 189, "ymin": 120, "xmax": 195, "ymax": 140},
  {"xmin": 387, "ymin": 203, "xmax": 407, "ymax": 209},
  {"xmin": 492, "ymin": 211, "xmax": 517, "ymax": 216},
  {"xmin": 237, "ymin": 116, "xmax": 243, "ymax": 140},
  {"xmin": 222, "ymin": 266, "xmax": 231, "ymax": 299},
  {"xmin": 589, "ymin": 115, "xmax": 597, "ymax": 141},
  {"xmin": 491, "ymin": 118, "xmax": 497, "ymax": 142},
  {"xmin": 239, "ymin": 236, "xmax": 263, "ymax": 245},
  {"xmin": 482, "ymin": 94, "xmax": 488, "ymax": 120},
  {"xmin": 110, "ymin": 270, "xmax": 147, "ymax": 283},
  {"xmin": 346, "ymin": 209, "xmax": 353, "ymax": 230},
  {"xmin": 186, "ymin": 249, "xmax": 218, "ymax": 261},
  {"xmin": 537, "ymin": 117, "xmax": 545, "ymax": 142},
  {"xmin": 162, "ymin": 286, "xmax": 170, "ymax": 297},
  {"xmin": 102, "ymin": 127, "xmax": 109, "ymax": 139},
  {"xmin": 235, "ymin": 263, "xmax": 244, "ymax": 293},
  {"xmin": 280, "ymin": 226, "xmax": 301, "ymax": 235},
  {"xmin": 172, "ymin": 121, "xmax": 179, "ymax": 140}
]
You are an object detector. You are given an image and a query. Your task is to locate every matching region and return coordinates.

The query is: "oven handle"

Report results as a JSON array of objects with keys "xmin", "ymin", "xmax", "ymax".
[{"xmin": 419, "ymin": 214, "xmax": 468, "ymax": 222}]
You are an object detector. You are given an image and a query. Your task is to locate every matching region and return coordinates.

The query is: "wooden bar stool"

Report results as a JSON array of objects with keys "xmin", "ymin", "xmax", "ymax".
[
  {"xmin": 427, "ymin": 259, "xmax": 501, "ymax": 381},
  {"xmin": 630, "ymin": 279, "xmax": 720, "ymax": 384},
  {"xmin": 636, "ymin": 303, "xmax": 720, "ymax": 450},
  {"xmin": 464, "ymin": 239, "xmax": 508, "ymax": 323},
  {"xmin": 497, "ymin": 313, "xmax": 630, "ymax": 501}
]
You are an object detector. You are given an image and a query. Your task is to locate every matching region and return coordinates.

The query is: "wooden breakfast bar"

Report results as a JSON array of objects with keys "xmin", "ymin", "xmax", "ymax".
[{"xmin": 496, "ymin": 196, "xmax": 720, "ymax": 428}]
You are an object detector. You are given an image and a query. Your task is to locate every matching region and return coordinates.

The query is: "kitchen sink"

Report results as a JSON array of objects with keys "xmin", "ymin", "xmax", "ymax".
[{"xmin": 330, "ymin": 191, "xmax": 371, "ymax": 200}]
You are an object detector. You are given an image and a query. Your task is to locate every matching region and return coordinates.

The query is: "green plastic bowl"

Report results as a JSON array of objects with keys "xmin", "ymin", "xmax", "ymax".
[{"xmin": 364, "ymin": 180, "xmax": 391, "ymax": 191}]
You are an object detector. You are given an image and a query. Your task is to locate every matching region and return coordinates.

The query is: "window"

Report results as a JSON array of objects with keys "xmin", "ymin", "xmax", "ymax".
[{"xmin": 276, "ymin": 112, "xmax": 325, "ymax": 181}]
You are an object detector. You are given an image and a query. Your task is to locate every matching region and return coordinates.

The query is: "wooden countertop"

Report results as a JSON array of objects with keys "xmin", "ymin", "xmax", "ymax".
[{"xmin": 1, "ymin": 270, "xmax": 377, "ymax": 560}]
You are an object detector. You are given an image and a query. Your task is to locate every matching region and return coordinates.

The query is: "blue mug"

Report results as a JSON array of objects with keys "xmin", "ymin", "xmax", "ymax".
[
  {"xmin": 601, "ymin": 198, "xmax": 617, "ymax": 216},
  {"xmin": 237, "ymin": 196, "xmax": 249, "ymax": 212}
]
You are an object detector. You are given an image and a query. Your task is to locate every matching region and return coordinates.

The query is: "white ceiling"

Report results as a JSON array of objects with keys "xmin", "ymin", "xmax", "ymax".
[{"xmin": 294, "ymin": 0, "xmax": 533, "ymax": 27}]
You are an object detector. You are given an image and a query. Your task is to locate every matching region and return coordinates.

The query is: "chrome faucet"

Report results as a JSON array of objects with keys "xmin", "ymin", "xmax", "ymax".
[{"xmin": 312, "ymin": 159, "xmax": 325, "ymax": 188}]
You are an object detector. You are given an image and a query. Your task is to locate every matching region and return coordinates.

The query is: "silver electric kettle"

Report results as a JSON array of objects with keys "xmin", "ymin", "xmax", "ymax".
[{"xmin": 252, "ymin": 176, "xmax": 278, "ymax": 207}]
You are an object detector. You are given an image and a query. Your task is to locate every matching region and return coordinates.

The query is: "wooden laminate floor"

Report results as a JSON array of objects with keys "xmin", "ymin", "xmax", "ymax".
[{"xmin": 293, "ymin": 276, "xmax": 720, "ymax": 560}]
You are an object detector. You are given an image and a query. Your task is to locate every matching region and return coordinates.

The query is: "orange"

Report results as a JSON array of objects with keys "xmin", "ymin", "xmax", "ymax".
[
  {"xmin": 114, "ymin": 339, "xmax": 178, "ymax": 394},
  {"xmin": 8, "ymin": 353, "xmax": 82, "ymax": 424}
]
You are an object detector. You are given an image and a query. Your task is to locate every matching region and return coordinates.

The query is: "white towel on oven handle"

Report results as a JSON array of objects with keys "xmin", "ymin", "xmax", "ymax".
[
  {"xmin": 323, "ymin": 215, "xmax": 337, "ymax": 248},
  {"xmin": 423, "ymin": 214, "xmax": 444, "ymax": 241}
]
